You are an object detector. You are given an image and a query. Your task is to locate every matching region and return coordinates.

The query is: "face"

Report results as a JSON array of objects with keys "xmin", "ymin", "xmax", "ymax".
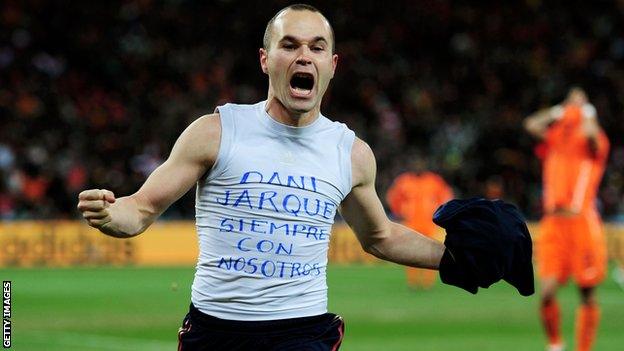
[
  {"xmin": 260, "ymin": 10, "xmax": 338, "ymax": 115},
  {"xmin": 566, "ymin": 88, "xmax": 588, "ymax": 106}
]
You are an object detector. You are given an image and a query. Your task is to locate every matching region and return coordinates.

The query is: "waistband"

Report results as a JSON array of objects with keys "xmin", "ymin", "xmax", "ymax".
[{"xmin": 188, "ymin": 303, "xmax": 333, "ymax": 333}]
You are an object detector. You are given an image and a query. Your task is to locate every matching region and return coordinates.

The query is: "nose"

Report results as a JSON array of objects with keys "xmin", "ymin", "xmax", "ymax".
[{"xmin": 295, "ymin": 47, "xmax": 312, "ymax": 66}]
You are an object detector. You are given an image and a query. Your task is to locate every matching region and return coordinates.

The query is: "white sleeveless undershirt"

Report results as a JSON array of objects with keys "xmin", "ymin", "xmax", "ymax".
[{"xmin": 191, "ymin": 101, "xmax": 355, "ymax": 320}]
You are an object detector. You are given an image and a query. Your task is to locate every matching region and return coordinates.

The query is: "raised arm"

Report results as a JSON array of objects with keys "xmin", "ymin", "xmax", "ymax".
[
  {"xmin": 339, "ymin": 138, "xmax": 445, "ymax": 269},
  {"xmin": 77, "ymin": 113, "xmax": 221, "ymax": 238},
  {"xmin": 523, "ymin": 107, "xmax": 560, "ymax": 140},
  {"xmin": 579, "ymin": 104, "xmax": 603, "ymax": 157}
]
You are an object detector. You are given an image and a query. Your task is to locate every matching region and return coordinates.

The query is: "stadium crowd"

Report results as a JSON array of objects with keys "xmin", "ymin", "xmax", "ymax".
[{"xmin": 1, "ymin": 0, "xmax": 624, "ymax": 220}]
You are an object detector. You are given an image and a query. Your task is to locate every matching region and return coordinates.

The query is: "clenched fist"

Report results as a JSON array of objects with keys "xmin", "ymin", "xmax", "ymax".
[{"xmin": 77, "ymin": 189, "xmax": 116, "ymax": 228}]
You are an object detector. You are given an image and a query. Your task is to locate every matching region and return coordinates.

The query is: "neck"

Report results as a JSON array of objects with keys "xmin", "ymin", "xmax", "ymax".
[{"xmin": 265, "ymin": 93, "xmax": 321, "ymax": 127}]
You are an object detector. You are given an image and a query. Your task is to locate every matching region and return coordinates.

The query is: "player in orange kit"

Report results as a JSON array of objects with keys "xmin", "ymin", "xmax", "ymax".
[
  {"xmin": 386, "ymin": 154, "xmax": 453, "ymax": 289},
  {"xmin": 524, "ymin": 87, "xmax": 610, "ymax": 351}
]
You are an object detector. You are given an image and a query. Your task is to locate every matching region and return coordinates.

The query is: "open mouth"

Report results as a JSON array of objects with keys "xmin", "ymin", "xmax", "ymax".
[{"xmin": 289, "ymin": 72, "xmax": 314, "ymax": 96}]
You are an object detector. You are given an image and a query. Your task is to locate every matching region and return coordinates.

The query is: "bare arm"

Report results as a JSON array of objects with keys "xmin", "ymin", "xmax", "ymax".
[
  {"xmin": 339, "ymin": 138, "xmax": 445, "ymax": 269},
  {"xmin": 77, "ymin": 113, "xmax": 221, "ymax": 238},
  {"xmin": 581, "ymin": 108, "xmax": 602, "ymax": 156},
  {"xmin": 523, "ymin": 107, "xmax": 559, "ymax": 140}
]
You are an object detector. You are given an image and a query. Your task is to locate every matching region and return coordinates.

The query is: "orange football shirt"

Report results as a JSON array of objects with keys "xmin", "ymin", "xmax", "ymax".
[
  {"xmin": 542, "ymin": 105, "xmax": 609, "ymax": 214},
  {"xmin": 386, "ymin": 172, "xmax": 453, "ymax": 235}
]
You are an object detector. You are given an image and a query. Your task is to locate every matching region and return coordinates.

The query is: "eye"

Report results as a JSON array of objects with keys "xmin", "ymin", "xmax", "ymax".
[
  {"xmin": 311, "ymin": 46, "xmax": 324, "ymax": 52},
  {"xmin": 282, "ymin": 43, "xmax": 296, "ymax": 50}
]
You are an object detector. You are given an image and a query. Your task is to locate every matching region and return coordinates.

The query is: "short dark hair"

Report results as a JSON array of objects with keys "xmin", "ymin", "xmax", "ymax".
[{"xmin": 263, "ymin": 4, "xmax": 335, "ymax": 53}]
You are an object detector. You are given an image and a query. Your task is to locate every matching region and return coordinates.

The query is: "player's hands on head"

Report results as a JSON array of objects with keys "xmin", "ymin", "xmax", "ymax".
[{"xmin": 77, "ymin": 189, "xmax": 116, "ymax": 229}]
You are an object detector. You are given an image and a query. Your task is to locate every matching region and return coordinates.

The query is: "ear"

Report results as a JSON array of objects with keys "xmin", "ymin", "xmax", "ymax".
[
  {"xmin": 330, "ymin": 53, "xmax": 338, "ymax": 78},
  {"xmin": 259, "ymin": 48, "xmax": 269, "ymax": 75}
]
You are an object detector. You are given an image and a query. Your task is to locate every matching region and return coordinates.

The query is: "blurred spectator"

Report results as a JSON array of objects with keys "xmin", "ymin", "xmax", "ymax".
[{"xmin": 1, "ymin": 0, "xmax": 623, "ymax": 220}]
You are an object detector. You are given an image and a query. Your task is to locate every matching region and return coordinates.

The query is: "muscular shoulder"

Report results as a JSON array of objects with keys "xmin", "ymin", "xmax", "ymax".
[
  {"xmin": 351, "ymin": 137, "xmax": 376, "ymax": 188},
  {"xmin": 190, "ymin": 112, "xmax": 221, "ymax": 141},
  {"xmin": 171, "ymin": 113, "xmax": 221, "ymax": 167}
]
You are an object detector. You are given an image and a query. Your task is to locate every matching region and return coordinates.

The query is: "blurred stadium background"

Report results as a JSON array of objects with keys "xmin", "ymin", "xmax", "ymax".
[{"xmin": 1, "ymin": 0, "xmax": 624, "ymax": 350}]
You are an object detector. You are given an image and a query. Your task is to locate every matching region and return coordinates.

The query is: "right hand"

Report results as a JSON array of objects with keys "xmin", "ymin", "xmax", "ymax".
[{"xmin": 77, "ymin": 189, "xmax": 116, "ymax": 229}]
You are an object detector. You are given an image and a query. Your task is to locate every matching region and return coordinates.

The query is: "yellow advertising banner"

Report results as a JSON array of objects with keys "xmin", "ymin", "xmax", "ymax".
[
  {"xmin": 1, "ymin": 221, "xmax": 623, "ymax": 267},
  {"xmin": 0, "ymin": 221, "xmax": 197, "ymax": 267}
]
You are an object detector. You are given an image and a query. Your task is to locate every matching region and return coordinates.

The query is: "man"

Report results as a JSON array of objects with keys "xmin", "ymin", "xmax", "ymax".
[
  {"xmin": 386, "ymin": 154, "xmax": 453, "ymax": 289},
  {"xmin": 78, "ymin": 4, "xmax": 530, "ymax": 350},
  {"xmin": 525, "ymin": 88, "xmax": 610, "ymax": 351},
  {"xmin": 77, "ymin": 5, "xmax": 445, "ymax": 349}
]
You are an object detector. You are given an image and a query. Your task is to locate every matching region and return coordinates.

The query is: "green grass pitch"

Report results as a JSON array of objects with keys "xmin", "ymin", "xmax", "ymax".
[{"xmin": 4, "ymin": 264, "xmax": 624, "ymax": 350}]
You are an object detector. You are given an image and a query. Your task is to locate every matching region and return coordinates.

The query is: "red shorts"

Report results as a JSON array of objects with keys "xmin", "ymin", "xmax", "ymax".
[{"xmin": 536, "ymin": 211, "xmax": 607, "ymax": 287}]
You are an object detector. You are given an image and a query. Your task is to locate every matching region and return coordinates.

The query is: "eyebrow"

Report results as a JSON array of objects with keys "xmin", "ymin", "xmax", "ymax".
[{"xmin": 279, "ymin": 35, "xmax": 328, "ymax": 45}]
